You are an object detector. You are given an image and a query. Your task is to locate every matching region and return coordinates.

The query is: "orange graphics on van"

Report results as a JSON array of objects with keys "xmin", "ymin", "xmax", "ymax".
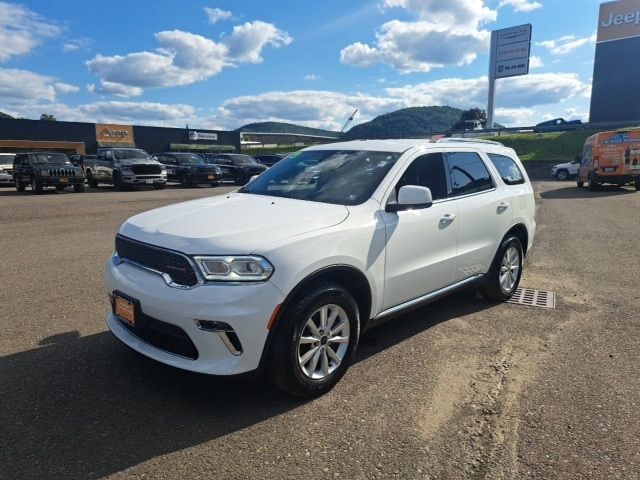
[{"xmin": 578, "ymin": 129, "xmax": 640, "ymax": 191}]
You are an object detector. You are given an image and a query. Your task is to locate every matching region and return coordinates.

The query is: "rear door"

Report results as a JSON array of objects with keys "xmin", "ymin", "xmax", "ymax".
[{"xmin": 443, "ymin": 148, "xmax": 513, "ymax": 282}]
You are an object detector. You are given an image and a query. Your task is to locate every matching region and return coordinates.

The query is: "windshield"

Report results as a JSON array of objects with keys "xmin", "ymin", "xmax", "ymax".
[
  {"xmin": 0, "ymin": 155, "xmax": 14, "ymax": 165},
  {"xmin": 113, "ymin": 149, "xmax": 150, "ymax": 160},
  {"xmin": 174, "ymin": 153, "xmax": 205, "ymax": 164},
  {"xmin": 231, "ymin": 155, "xmax": 259, "ymax": 165},
  {"xmin": 31, "ymin": 153, "xmax": 70, "ymax": 164},
  {"xmin": 240, "ymin": 150, "xmax": 400, "ymax": 205}
]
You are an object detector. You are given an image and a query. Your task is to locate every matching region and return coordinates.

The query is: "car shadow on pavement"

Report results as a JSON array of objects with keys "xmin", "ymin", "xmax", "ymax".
[
  {"xmin": 0, "ymin": 290, "xmax": 491, "ymax": 480},
  {"xmin": 540, "ymin": 185, "xmax": 637, "ymax": 199}
]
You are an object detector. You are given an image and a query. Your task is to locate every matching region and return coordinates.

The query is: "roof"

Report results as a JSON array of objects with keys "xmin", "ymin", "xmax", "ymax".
[{"xmin": 305, "ymin": 138, "xmax": 510, "ymax": 154}]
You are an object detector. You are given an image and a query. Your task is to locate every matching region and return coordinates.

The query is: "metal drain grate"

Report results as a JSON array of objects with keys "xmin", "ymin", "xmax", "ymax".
[{"xmin": 508, "ymin": 287, "xmax": 556, "ymax": 309}]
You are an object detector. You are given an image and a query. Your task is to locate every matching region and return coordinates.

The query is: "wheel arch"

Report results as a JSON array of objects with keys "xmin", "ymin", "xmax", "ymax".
[
  {"xmin": 506, "ymin": 223, "xmax": 529, "ymax": 256},
  {"xmin": 258, "ymin": 264, "xmax": 373, "ymax": 371}
]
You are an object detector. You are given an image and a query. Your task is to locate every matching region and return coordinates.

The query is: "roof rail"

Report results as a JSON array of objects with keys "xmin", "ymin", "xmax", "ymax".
[{"xmin": 436, "ymin": 138, "xmax": 504, "ymax": 147}]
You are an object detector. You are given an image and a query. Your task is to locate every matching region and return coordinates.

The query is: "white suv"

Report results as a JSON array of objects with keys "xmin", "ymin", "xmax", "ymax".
[{"xmin": 106, "ymin": 139, "xmax": 535, "ymax": 397}]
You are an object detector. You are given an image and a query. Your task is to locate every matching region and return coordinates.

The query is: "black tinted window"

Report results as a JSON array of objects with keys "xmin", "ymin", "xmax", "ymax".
[
  {"xmin": 447, "ymin": 152, "xmax": 493, "ymax": 196},
  {"xmin": 395, "ymin": 153, "xmax": 448, "ymax": 200},
  {"xmin": 487, "ymin": 154, "xmax": 524, "ymax": 185}
]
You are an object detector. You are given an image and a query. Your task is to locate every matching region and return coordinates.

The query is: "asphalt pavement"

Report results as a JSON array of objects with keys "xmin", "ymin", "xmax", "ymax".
[{"xmin": 0, "ymin": 180, "xmax": 638, "ymax": 479}]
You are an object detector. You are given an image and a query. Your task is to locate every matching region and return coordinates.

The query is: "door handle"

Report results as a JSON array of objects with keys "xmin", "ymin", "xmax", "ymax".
[
  {"xmin": 498, "ymin": 201, "xmax": 510, "ymax": 211},
  {"xmin": 440, "ymin": 213, "xmax": 456, "ymax": 223}
]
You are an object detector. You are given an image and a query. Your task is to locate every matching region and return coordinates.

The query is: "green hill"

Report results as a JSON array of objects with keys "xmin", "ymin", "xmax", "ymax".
[
  {"xmin": 484, "ymin": 131, "xmax": 597, "ymax": 162},
  {"xmin": 0, "ymin": 111, "xmax": 13, "ymax": 119},
  {"xmin": 342, "ymin": 106, "xmax": 463, "ymax": 140},
  {"xmin": 237, "ymin": 121, "xmax": 340, "ymax": 138}
]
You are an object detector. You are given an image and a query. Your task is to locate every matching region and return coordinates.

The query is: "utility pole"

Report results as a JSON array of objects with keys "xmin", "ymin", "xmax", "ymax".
[{"xmin": 487, "ymin": 30, "xmax": 498, "ymax": 129}]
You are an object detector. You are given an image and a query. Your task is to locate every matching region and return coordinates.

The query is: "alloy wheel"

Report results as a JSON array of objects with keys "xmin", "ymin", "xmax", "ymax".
[
  {"xmin": 297, "ymin": 304, "xmax": 350, "ymax": 380},
  {"xmin": 499, "ymin": 246, "xmax": 520, "ymax": 294}
]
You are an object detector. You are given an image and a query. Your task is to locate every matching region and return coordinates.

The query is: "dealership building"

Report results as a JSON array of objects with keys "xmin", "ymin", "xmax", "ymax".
[
  {"xmin": 0, "ymin": 118, "xmax": 241, "ymax": 155},
  {"xmin": 590, "ymin": 0, "xmax": 640, "ymax": 123}
]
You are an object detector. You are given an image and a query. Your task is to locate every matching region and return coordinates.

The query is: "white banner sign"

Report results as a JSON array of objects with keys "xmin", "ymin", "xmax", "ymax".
[
  {"xmin": 189, "ymin": 131, "xmax": 218, "ymax": 141},
  {"xmin": 492, "ymin": 24, "xmax": 532, "ymax": 79}
]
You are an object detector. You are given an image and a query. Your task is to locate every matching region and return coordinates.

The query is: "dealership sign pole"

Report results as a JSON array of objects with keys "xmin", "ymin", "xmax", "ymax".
[{"xmin": 487, "ymin": 24, "xmax": 532, "ymax": 128}]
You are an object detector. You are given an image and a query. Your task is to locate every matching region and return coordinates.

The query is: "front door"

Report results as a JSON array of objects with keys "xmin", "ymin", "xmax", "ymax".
[{"xmin": 380, "ymin": 152, "xmax": 458, "ymax": 310}]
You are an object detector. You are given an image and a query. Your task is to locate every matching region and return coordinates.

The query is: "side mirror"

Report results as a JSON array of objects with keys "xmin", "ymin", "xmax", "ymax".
[
  {"xmin": 386, "ymin": 186, "xmax": 433, "ymax": 213},
  {"xmin": 249, "ymin": 174, "xmax": 259, "ymax": 183}
]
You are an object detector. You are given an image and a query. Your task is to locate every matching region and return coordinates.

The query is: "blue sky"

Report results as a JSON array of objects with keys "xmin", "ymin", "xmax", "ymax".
[{"xmin": 0, "ymin": 0, "xmax": 607, "ymax": 130}]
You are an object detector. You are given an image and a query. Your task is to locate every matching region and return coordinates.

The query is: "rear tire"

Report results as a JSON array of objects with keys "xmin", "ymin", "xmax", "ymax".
[
  {"xmin": 588, "ymin": 172, "xmax": 599, "ymax": 191},
  {"xmin": 479, "ymin": 235, "xmax": 523, "ymax": 302},
  {"xmin": 266, "ymin": 281, "xmax": 360, "ymax": 398},
  {"xmin": 577, "ymin": 178, "xmax": 584, "ymax": 188},
  {"xmin": 74, "ymin": 182, "xmax": 85, "ymax": 193},
  {"xmin": 635, "ymin": 180, "xmax": 640, "ymax": 191}
]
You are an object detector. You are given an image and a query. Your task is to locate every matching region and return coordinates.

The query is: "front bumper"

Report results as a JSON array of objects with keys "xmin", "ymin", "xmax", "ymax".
[
  {"xmin": 122, "ymin": 175, "xmax": 167, "ymax": 186},
  {"xmin": 40, "ymin": 176, "xmax": 84, "ymax": 186},
  {"xmin": 0, "ymin": 175, "xmax": 13, "ymax": 185},
  {"xmin": 105, "ymin": 256, "xmax": 285, "ymax": 375},
  {"xmin": 187, "ymin": 172, "xmax": 221, "ymax": 184}
]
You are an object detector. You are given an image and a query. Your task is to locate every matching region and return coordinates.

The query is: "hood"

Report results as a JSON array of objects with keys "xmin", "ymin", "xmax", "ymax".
[
  {"xmin": 119, "ymin": 192, "xmax": 349, "ymax": 254},
  {"xmin": 116, "ymin": 158, "xmax": 162, "ymax": 166},
  {"xmin": 553, "ymin": 162, "xmax": 571, "ymax": 169}
]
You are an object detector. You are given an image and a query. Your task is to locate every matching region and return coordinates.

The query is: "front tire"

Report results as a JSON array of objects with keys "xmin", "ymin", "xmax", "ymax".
[
  {"xmin": 31, "ymin": 178, "xmax": 43, "ymax": 194},
  {"xmin": 555, "ymin": 169, "xmax": 569, "ymax": 181},
  {"xmin": 15, "ymin": 178, "xmax": 26, "ymax": 192},
  {"xmin": 588, "ymin": 172, "xmax": 599, "ymax": 191},
  {"xmin": 153, "ymin": 183, "xmax": 166, "ymax": 190},
  {"xmin": 86, "ymin": 170, "xmax": 98, "ymax": 188},
  {"xmin": 635, "ymin": 180, "xmax": 640, "ymax": 191},
  {"xmin": 74, "ymin": 182, "xmax": 85, "ymax": 193},
  {"xmin": 113, "ymin": 173, "xmax": 125, "ymax": 191},
  {"xmin": 479, "ymin": 236, "xmax": 523, "ymax": 302},
  {"xmin": 266, "ymin": 281, "xmax": 360, "ymax": 398},
  {"xmin": 234, "ymin": 173, "xmax": 246, "ymax": 186},
  {"xmin": 577, "ymin": 178, "xmax": 584, "ymax": 188}
]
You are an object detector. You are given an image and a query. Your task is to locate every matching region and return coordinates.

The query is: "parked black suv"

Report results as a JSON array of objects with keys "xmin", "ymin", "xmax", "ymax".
[
  {"xmin": 13, "ymin": 152, "xmax": 85, "ymax": 194},
  {"xmin": 204, "ymin": 154, "xmax": 267, "ymax": 185},
  {"xmin": 155, "ymin": 152, "xmax": 222, "ymax": 187}
]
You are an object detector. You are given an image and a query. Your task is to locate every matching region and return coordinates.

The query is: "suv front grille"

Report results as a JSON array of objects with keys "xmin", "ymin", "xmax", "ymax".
[
  {"xmin": 115, "ymin": 235, "xmax": 199, "ymax": 287},
  {"xmin": 48, "ymin": 168, "xmax": 76, "ymax": 176},
  {"xmin": 131, "ymin": 164, "xmax": 161, "ymax": 175}
]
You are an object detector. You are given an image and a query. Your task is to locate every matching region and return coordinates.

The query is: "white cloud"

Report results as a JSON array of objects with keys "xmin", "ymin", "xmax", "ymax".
[
  {"xmin": 529, "ymin": 55, "xmax": 544, "ymax": 69},
  {"xmin": 536, "ymin": 32, "xmax": 596, "ymax": 55},
  {"xmin": 62, "ymin": 37, "xmax": 92, "ymax": 53},
  {"xmin": 53, "ymin": 82, "xmax": 79, "ymax": 94},
  {"xmin": 0, "ymin": 68, "xmax": 56, "ymax": 103},
  {"xmin": 385, "ymin": 73, "xmax": 590, "ymax": 109},
  {"xmin": 342, "ymin": 0, "xmax": 495, "ymax": 73},
  {"xmin": 217, "ymin": 90, "xmax": 403, "ymax": 130},
  {"xmin": 204, "ymin": 7, "xmax": 233, "ymax": 24},
  {"xmin": 0, "ymin": 1, "xmax": 61, "ymax": 61},
  {"xmin": 305, "ymin": 74, "xmax": 320, "ymax": 81},
  {"xmin": 87, "ymin": 81, "xmax": 143, "ymax": 98},
  {"xmin": 498, "ymin": 0, "xmax": 542, "ymax": 13},
  {"xmin": 87, "ymin": 22, "xmax": 291, "ymax": 96}
]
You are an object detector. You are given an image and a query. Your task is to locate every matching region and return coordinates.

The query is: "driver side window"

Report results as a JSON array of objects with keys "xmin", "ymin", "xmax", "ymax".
[{"xmin": 394, "ymin": 153, "xmax": 448, "ymax": 201}]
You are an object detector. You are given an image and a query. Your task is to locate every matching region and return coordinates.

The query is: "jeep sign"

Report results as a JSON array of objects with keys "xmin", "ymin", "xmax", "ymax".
[
  {"xmin": 597, "ymin": 0, "xmax": 640, "ymax": 42},
  {"xmin": 189, "ymin": 131, "xmax": 218, "ymax": 141}
]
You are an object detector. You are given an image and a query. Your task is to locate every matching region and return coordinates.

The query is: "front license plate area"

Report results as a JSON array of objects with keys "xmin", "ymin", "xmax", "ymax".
[
  {"xmin": 114, "ymin": 294, "xmax": 136, "ymax": 326},
  {"xmin": 60, "ymin": 177, "xmax": 69, "ymax": 183},
  {"xmin": 145, "ymin": 179, "xmax": 153, "ymax": 184},
  {"xmin": 208, "ymin": 174, "xmax": 214, "ymax": 180}
]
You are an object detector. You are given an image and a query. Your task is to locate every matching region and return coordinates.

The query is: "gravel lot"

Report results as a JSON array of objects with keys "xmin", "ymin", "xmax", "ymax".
[{"xmin": 1, "ymin": 180, "xmax": 639, "ymax": 479}]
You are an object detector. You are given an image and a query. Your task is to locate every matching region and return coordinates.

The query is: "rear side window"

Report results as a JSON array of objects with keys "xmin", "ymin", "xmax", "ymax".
[
  {"xmin": 487, "ymin": 154, "xmax": 525, "ymax": 185},
  {"xmin": 447, "ymin": 152, "xmax": 494, "ymax": 196}
]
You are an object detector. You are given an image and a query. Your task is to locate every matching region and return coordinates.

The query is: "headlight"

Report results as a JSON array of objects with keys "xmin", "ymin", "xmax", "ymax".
[
  {"xmin": 40, "ymin": 170, "xmax": 49, "ymax": 176},
  {"xmin": 215, "ymin": 167, "xmax": 222, "ymax": 174},
  {"xmin": 120, "ymin": 165, "xmax": 133, "ymax": 173},
  {"xmin": 194, "ymin": 255, "xmax": 274, "ymax": 282}
]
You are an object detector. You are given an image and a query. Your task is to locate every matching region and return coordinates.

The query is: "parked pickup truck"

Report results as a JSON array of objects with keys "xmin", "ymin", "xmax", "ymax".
[{"xmin": 85, "ymin": 148, "xmax": 167, "ymax": 190}]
